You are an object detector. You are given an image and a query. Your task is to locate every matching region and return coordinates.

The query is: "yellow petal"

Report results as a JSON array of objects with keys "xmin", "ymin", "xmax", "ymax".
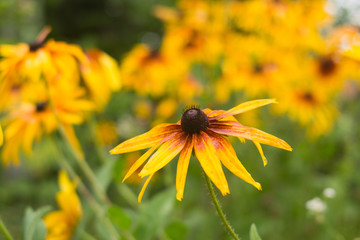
[
  {"xmin": 22, "ymin": 121, "xmax": 39, "ymax": 156},
  {"xmin": 194, "ymin": 131, "xmax": 229, "ymax": 195},
  {"xmin": 139, "ymin": 132, "xmax": 186, "ymax": 177},
  {"xmin": 253, "ymin": 141, "xmax": 268, "ymax": 166},
  {"xmin": 207, "ymin": 131, "xmax": 261, "ymax": 190},
  {"xmin": 61, "ymin": 124, "xmax": 84, "ymax": 159},
  {"xmin": 122, "ymin": 143, "xmax": 160, "ymax": 182},
  {"xmin": 43, "ymin": 210, "xmax": 69, "ymax": 228},
  {"xmin": 110, "ymin": 124, "xmax": 180, "ymax": 154},
  {"xmin": 138, "ymin": 174, "xmax": 154, "ymax": 202},
  {"xmin": 211, "ymin": 99, "xmax": 277, "ymax": 120},
  {"xmin": 175, "ymin": 135, "xmax": 194, "ymax": 201},
  {"xmin": 0, "ymin": 125, "xmax": 3, "ymax": 147}
]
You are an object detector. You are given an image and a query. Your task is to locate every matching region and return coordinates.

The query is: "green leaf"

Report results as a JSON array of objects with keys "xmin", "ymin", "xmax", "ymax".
[
  {"xmin": 107, "ymin": 205, "xmax": 132, "ymax": 230},
  {"xmin": 96, "ymin": 158, "xmax": 117, "ymax": 190},
  {"xmin": 23, "ymin": 206, "xmax": 51, "ymax": 240},
  {"xmin": 134, "ymin": 188, "xmax": 176, "ymax": 240},
  {"xmin": 165, "ymin": 221, "xmax": 188, "ymax": 240},
  {"xmin": 250, "ymin": 223, "xmax": 262, "ymax": 240}
]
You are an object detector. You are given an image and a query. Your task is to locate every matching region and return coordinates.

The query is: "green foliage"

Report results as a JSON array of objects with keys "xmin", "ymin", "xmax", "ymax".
[
  {"xmin": 250, "ymin": 224, "xmax": 262, "ymax": 240},
  {"xmin": 134, "ymin": 188, "xmax": 176, "ymax": 240},
  {"xmin": 107, "ymin": 205, "xmax": 132, "ymax": 231},
  {"xmin": 23, "ymin": 207, "xmax": 51, "ymax": 240}
]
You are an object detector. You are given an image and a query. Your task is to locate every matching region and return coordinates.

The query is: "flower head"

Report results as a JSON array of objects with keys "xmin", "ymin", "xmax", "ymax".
[
  {"xmin": 43, "ymin": 171, "xmax": 82, "ymax": 240},
  {"xmin": 111, "ymin": 99, "xmax": 292, "ymax": 202}
]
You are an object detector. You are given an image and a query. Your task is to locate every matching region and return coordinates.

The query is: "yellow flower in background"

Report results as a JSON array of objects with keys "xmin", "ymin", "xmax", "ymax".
[
  {"xmin": 81, "ymin": 49, "xmax": 121, "ymax": 110},
  {"xmin": 43, "ymin": 171, "xmax": 82, "ymax": 240},
  {"xmin": 120, "ymin": 44, "xmax": 181, "ymax": 97},
  {"xmin": 111, "ymin": 99, "xmax": 292, "ymax": 202},
  {"xmin": 0, "ymin": 27, "xmax": 87, "ymax": 110},
  {"xmin": 96, "ymin": 120, "xmax": 118, "ymax": 146},
  {"xmin": 1, "ymin": 81, "xmax": 93, "ymax": 166},
  {"xmin": 274, "ymin": 83, "xmax": 337, "ymax": 138}
]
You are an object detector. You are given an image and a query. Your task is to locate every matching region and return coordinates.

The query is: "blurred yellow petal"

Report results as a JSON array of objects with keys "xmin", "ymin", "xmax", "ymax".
[
  {"xmin": 62, "ymin": 124, "xmax": 84, "ymax": 159},
  {"xmin": 0, "ymin": 125, "xmax": 3, "ymax": 147}
]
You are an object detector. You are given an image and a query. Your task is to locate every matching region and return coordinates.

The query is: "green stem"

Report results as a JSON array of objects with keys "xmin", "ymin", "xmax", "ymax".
[
  {"xmin": 52, "ymin": 137, "xmax": 120, "ymax": 240},
  {"xmin": 204, "ymin": 174, "xmax": 240, "ymax": 240},
  {"xmin": 58, "ymin": 125, "xmax": 110, "ymax": 205},
  {"xmin": 0, "ymin": 217, "xmax": 13, "ymax": 240}
]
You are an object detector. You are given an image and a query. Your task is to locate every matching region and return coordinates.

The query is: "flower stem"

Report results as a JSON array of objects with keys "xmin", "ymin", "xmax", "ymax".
[
  {"xmin": 58, "ymin": 125, "xmax": 110, "ymax": 205},
  {"xmin": 0, "ymin": 217, "xmax": 13, "ymax": 240},
  {"xmin": 204, "ymin": 174, "xmax": 240, "ymax": 240}
]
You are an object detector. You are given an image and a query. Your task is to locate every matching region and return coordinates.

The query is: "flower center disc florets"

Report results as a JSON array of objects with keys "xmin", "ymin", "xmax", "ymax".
[{"xmin": 181, "ymin": 107, "xmax": 209, "ymax": 135}]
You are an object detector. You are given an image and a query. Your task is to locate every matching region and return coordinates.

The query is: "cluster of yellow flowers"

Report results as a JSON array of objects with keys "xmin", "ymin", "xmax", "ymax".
[
  {"xmin": 0, "ymin": 27, "xmax": 121, "ymax": 165},
  {"xmin": 121, "ymin": 0, "xmax": 360, "ymax": 137}
]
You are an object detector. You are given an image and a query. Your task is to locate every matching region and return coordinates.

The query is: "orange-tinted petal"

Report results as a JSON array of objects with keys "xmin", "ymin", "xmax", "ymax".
[
  {"xmin": 207, "ymin": 131, "xmax": 262, "ymax": 190},
  {"xmin": 210, "ymin": 99, "xmax": 277, "ymax": 120},
  {"xmin": 194, "ymin": 131, "xmax": 229, "ymax": 195},
  {"xmin": 138, "ymin": 174, "xmax": 154, "ymax": 202},
  {"xmin": 208, "ymin": 124, "xmax": 292, "ymax": 151},
  {"xmin": 176, "ymin": 135, "xmax": 194, "ymax": 201},
  {"xmin": 110, "ymin": 124, "xmax": 181, "ymax": 154},
  {"xmin": 139, "ymin": 132, "xmax": 186, "ymax": 177},
  {"xmin": 122, "ymin": 143, "xmax": 160, "ymax": 182}
]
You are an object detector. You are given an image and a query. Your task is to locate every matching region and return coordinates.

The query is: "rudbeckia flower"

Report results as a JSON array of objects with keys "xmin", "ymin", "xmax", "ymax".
[
  {"xmin": 111, "ymin": 99, "xmax": 292, "ymax": 202},
  {"xmin": 43, "ymin": 171, "xmax": 82, "ymax": 240},
  {"xmin": 81, "ymin": 49, "xmax": 121, "ymax": 110},
  {"xmin": 1, "ymin": 81, "xmax": 93, "ymax": 166}
]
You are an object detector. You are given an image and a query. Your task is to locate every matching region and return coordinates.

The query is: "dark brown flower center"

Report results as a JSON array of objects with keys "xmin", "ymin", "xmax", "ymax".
[
  {"xmin": 318, "ymin": 57, "xmax": 336, "ymax": 77},
  {"xmin": 29, "ymin": 41, "xmax": 45, "ymax": 52},
  {"xmin": 181, "ymin": 107, "xmax": 209, "ymax": 135},
  {"xmin": 36, "ymin": 101, "xmax": 48, "ymax": 112},
  {"xmin": 301, "ymin": 92, "xmax": 316, "ymax": 104}
]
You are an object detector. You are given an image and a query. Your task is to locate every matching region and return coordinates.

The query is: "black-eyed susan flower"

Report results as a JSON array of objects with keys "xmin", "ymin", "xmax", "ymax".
[
  {"xmin": 110, "ymin": 99, "xmax": 292, "ymax": 202},
  {"xmin": 43, "ymin": 171, "xmax": 82, "ymax": 240},
  {"xmin": 1, "ymin": 81, "xmax": 93, "ymax": 165},
  {"xmin": 81, "ymin": 49, "xmax": 121, "ymax": 110},
  {"xmin": 0, "ymin": 27, "xmax": 87, "ymax": 109}
]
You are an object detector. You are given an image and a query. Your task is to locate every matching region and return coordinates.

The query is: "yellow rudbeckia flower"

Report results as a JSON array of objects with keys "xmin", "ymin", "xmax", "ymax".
[
  {"xmin": 81, "ymin": 49, "xmax": 121, "ymax": 110},
  {"xmin": 43, "ymin": 171, "xmax": 82, "ymax": 240},
  {"xmin": 1, "ymin": 81, "xmax": 93, "ymax": 166},
  {"xmin": 111, "ymin": 99, "xmax": 292, "ymax": 202}
]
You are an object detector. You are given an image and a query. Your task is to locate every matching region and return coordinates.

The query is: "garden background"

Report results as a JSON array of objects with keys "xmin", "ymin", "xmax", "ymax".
[{"xmin": 1, "ymin": 0, "xmax": 360, "ymax": 239}]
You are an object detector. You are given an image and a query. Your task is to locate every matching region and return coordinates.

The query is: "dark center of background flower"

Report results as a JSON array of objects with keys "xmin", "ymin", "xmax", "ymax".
[
  {"xmin": 302, "ymin": 92, "xmax": 316, "ymax": 103},
  {"xmin": 253, "ymin": 63, "xmax": 264, "ymax": 74},
  {"xmin": 318, "ymin": 57, "xmax": 336, "ymax": 77},
  {"xmin": 181, "ymin": 107, "xmax": 209, "ymax": 134},
  {"xmin": 36, "ymin": 101, "xmax": 48, "ymax": 112},
  {"xmin": 28, "ymin": 41, "xmax": 45, "ymax": 52}
]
